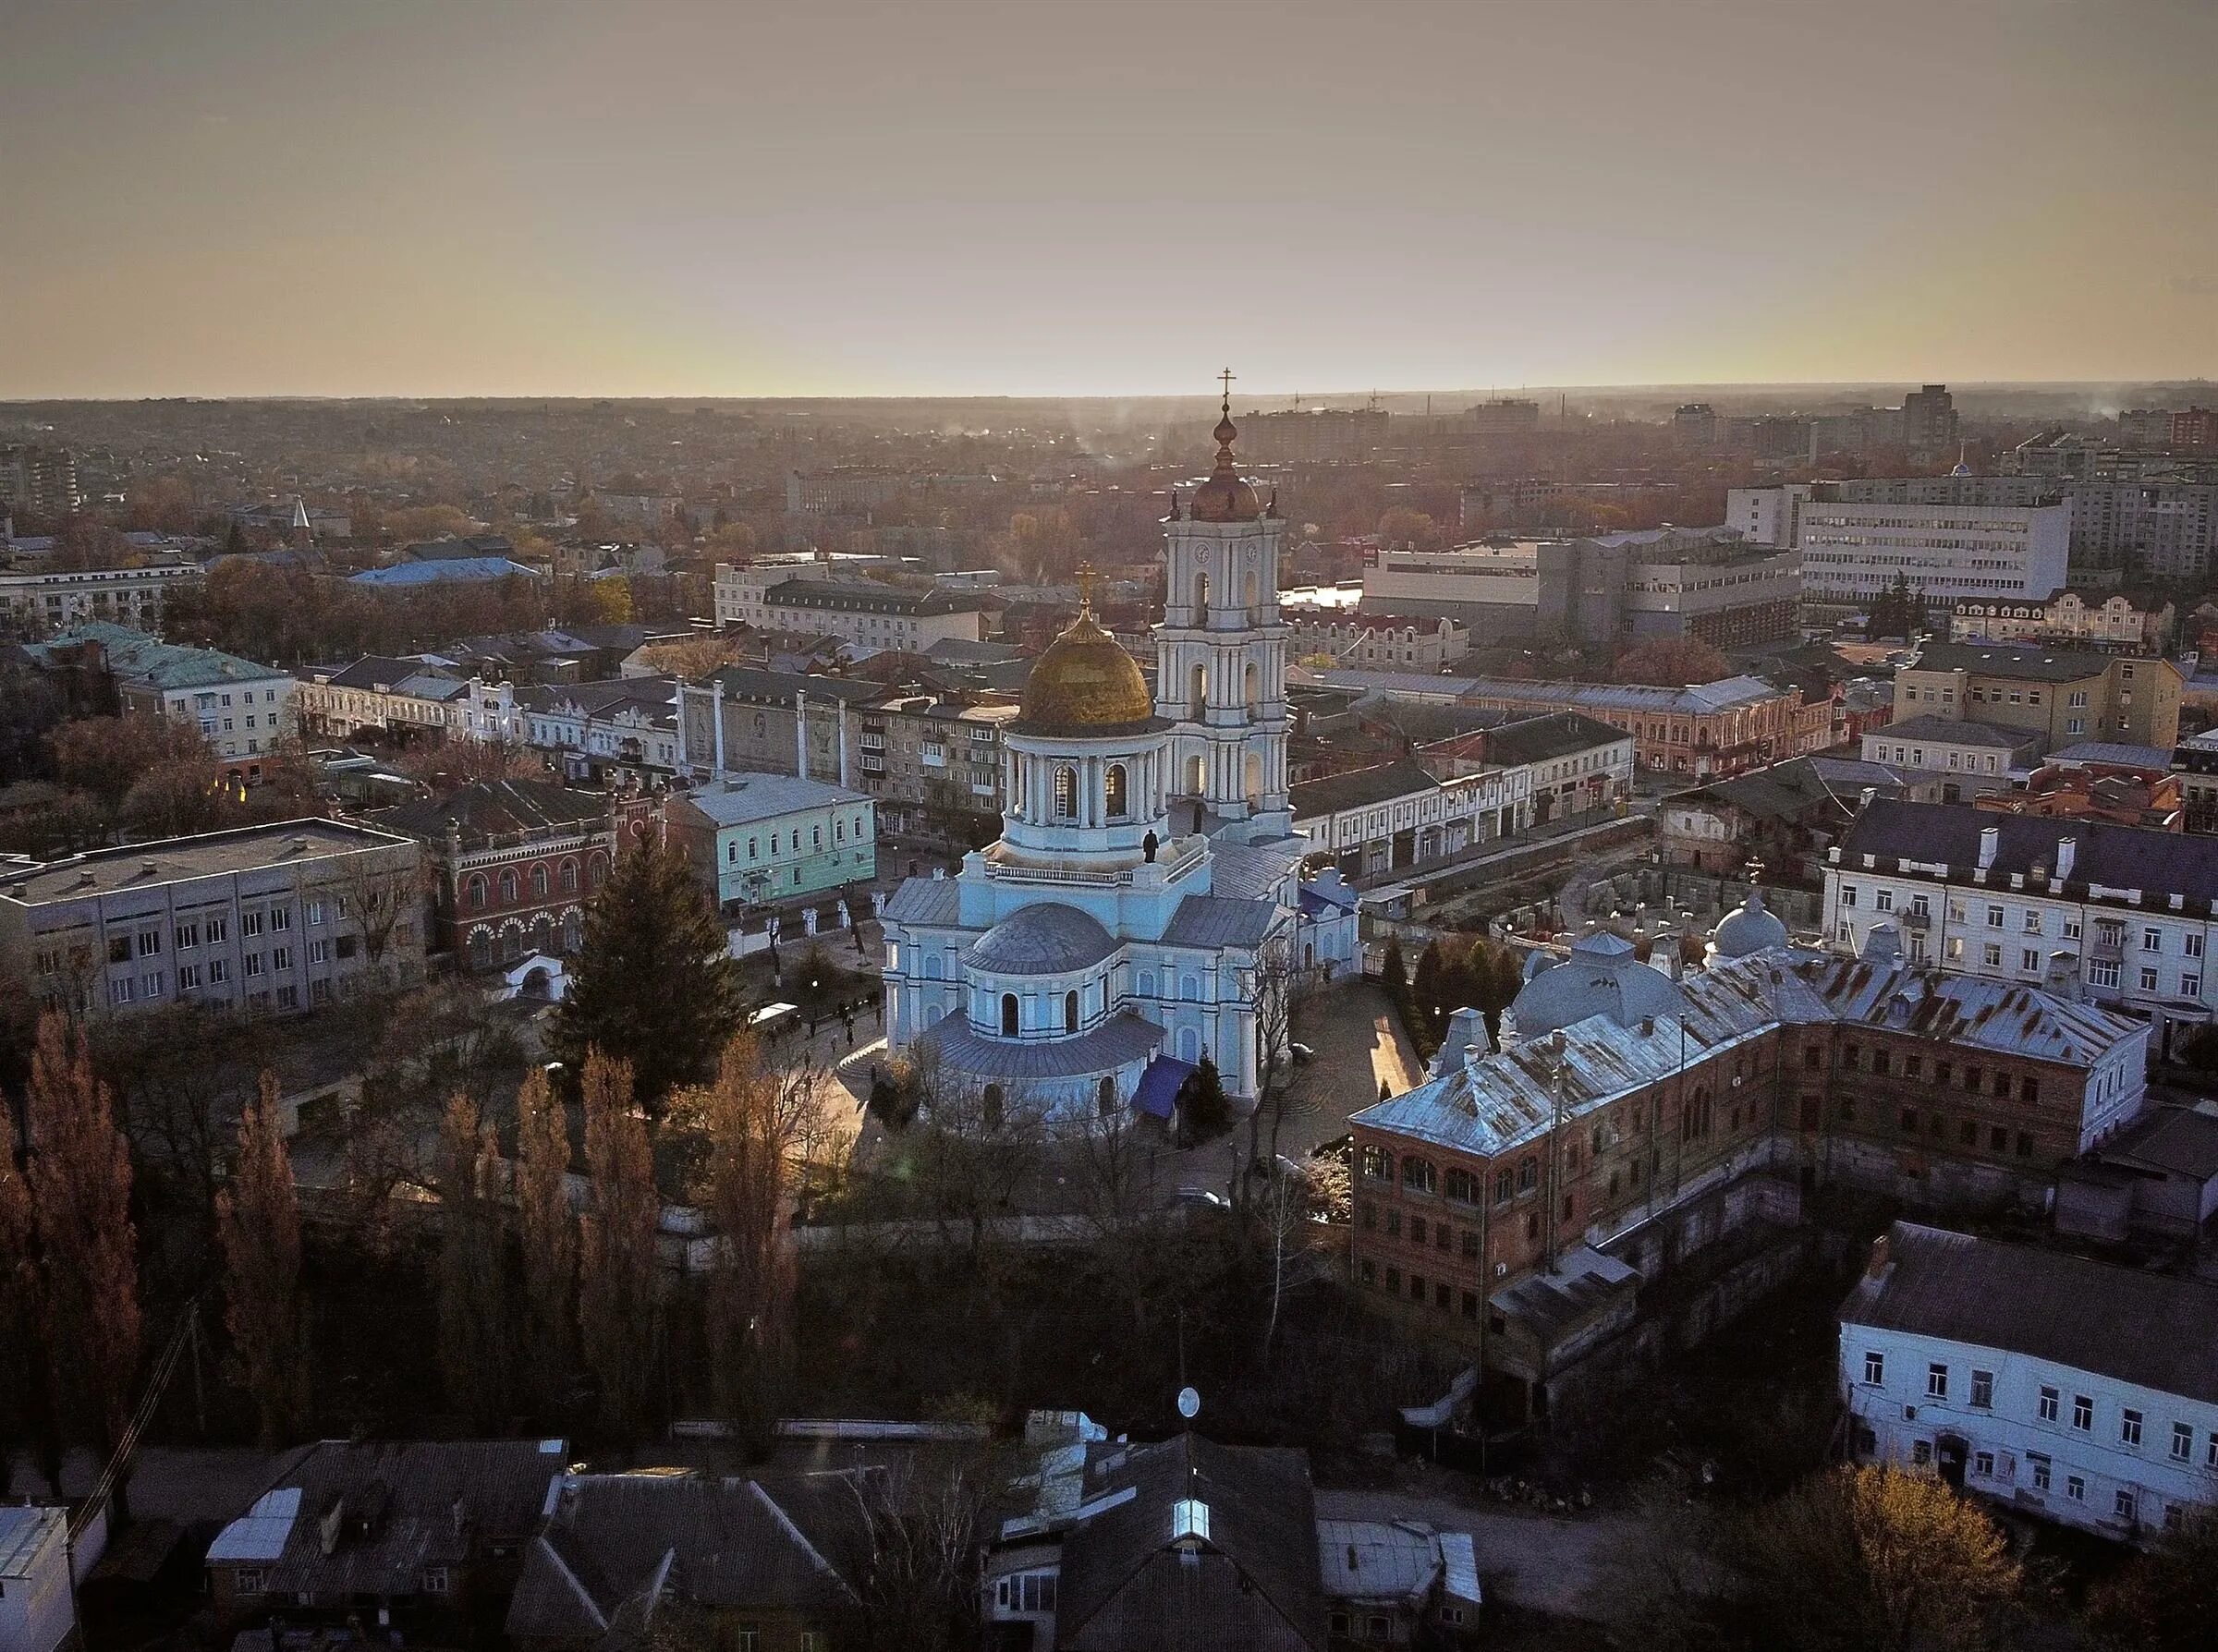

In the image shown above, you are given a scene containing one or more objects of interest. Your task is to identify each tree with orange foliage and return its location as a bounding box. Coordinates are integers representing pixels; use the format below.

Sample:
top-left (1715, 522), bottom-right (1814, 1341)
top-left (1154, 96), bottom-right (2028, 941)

top-left (216, 1075), bottom-right (309, 1447)
top-left (1614, 636), bottom-right (1730, 688)
top-left (514, 1065), bottom-right (578, 1416)
top-left (24, 1012), bottom-right (141, 1452)
top-left (691, 1033), bottom-right (803, 1432)
top-left (577, 1053), bottom-right (662, 1439)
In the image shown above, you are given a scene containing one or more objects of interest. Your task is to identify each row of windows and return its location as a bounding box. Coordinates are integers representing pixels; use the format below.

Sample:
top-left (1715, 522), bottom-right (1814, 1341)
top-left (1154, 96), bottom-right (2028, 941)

top-left (1867, 1353), bottom-right (2218, 1466)
top-left (466, 857), bottom-right (603, 908)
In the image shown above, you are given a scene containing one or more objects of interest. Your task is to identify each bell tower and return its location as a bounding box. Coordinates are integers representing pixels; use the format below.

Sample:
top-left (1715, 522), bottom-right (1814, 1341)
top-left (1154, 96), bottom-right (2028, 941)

top-left (1154, 372), bottom-right (1291, 843)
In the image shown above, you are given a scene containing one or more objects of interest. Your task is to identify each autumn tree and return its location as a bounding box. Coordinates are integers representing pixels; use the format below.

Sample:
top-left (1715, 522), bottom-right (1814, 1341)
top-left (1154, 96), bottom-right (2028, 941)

top-left (434, 1091), bottom-right (510, 1428)
top-left (1719, 1465), bottom-right (2017, 1652)
top-left (2085, 1508), bottom-right (2218, 1652)
top-left (50, 715), bottom-right (212, 826)
top-left (554, 838), bottom-right (745, 1109)
top-left (1613, 637), bottom-right (1729, 688)
top-left (215, 1074), bottom-right (309, 1447)
top-left (692, 1034), bottom-right (800, 1432)
top-left (0, 1087), bottom-right (40, 1494)
top-left (513, 1065), bottom-right (578, 1417)
top-left (577, 1053), bottom-right (662, 1439)
top-left (24, 1012), bottom-right (142, 1452)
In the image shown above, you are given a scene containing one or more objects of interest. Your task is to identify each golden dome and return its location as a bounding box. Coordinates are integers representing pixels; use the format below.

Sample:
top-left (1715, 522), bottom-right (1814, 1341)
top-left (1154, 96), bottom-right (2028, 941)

top-left (1014, 612), bottom-right (1156, 734)
top-left (1013, 566), bottom-right (1158, 735)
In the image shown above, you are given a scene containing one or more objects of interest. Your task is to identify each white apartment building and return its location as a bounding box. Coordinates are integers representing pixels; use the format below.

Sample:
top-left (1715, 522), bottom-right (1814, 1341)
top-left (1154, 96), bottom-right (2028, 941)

top-left (518, 677), bottom-right (681, 779)
top-left (1949, 589), bottom-right (2175, 650)
top-left (1732, 484), bottom-right (2071, 611)
top-left (1288, 756), bottom-right (1532, 881)
top-left (1858, 714), bottom-right (2039, 780)
top-left (0, 562), bottom-right (201, 636)
top-left (294, 656), bottom-right (521, 744)
top-left (1823, 799), bottom-right (2218, 1054)
top-left (43, 624), bottom-right (299, 773)
top-left (1842, 1223), bottom-right (2218, 1544)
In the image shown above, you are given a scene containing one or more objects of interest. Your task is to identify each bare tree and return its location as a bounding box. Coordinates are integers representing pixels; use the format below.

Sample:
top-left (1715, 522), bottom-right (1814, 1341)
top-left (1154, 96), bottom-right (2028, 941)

top-left (1244, 937), bottom-right (1308, 1184)
top-left (24, 1013), bottom-right (142, 1452)
top-left (1258, 1156), bottom-right (1338, 1364)
top-left (578, 1052), bottom-right (662, 1439)
top-left (333, 848), bottom-right (429, 989)
top-left (835, 1424), bottom-right (1002, 1652)
top-left (0, 1087), bottom-right (42, 1493)
top-left (691, 1033), bottom-right (803, 1431)
top-left (910, 1076), bottom-right (1047, 1268)
top-left (435, 1092), bottom-right (510, 1427)
top-left (513, 1065), bottom-right (578, 1415)
top-left (216, 1074), bottom-right (309, 1447)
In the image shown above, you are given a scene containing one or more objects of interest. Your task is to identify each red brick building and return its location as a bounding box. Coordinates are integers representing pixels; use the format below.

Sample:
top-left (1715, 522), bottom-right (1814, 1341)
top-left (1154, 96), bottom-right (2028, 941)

top-left (368, 778), bottom-right (615, 970)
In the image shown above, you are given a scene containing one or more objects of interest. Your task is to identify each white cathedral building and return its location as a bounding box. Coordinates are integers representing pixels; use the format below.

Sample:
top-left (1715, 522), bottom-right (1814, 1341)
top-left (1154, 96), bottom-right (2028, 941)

top-left (879, 395), bottom-right (1359, 1122)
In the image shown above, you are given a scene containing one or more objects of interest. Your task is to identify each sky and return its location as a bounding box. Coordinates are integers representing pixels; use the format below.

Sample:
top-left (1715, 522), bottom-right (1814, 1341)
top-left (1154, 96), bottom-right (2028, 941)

top-left (5, 0), bottom-right (2216, 399)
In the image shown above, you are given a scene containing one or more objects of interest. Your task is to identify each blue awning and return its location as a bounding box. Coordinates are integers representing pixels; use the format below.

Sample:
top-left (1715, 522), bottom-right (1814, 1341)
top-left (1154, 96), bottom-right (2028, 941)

top-left (1131, 1054), bottom-right (1198, 1120)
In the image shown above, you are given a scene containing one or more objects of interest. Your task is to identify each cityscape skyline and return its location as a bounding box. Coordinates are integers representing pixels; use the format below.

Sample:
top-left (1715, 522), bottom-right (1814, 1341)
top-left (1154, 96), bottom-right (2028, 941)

top-left (6, 0), bottom-right (2217, 399)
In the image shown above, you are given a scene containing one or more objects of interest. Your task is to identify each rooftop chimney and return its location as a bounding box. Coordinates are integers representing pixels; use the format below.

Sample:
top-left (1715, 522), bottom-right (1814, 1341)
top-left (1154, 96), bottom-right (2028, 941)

top-left (1976, 825), bottom-right (2000, 870)
top-left (1866, 1233), bottom-right (1892, 1280)
top-left (2055, 834), bottom-right (2078, 881)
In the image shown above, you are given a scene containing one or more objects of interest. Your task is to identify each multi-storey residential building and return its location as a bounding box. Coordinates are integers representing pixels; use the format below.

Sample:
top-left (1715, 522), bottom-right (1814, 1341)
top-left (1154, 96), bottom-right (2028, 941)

top-left (294, 656), bottom-right (521, 744)
top-left (0, 445), bottom-right (80, 518)
top-left (1309, 669), bottom-right (1810, 781)
top-left (1823, 798), bottom-right (2218, 1051)
top-left (367, 779), bottom-right (615, 970)
top-left (712, 562), bottom-right (990, 649)
top-left (1348, 931), bottom-right (2148, 1418)
top-left (850, 694), bottom-right (1016, 844)
top-left (0, 820), bottom-right (425, 1016)
top-left (0, 562), bottom-right (201, 637)
top-left (30, 621), bottom-right (297, 780)
top-left (1841, 1222), bottom-right (2218, 1543)
top-left (785, 467), bottom-right (904, 515)
top-left (1286, 615), bottom-right (1470, 671)
top-left (1893, 641), bottom-right (2181, 752)
top-left (1950, 589), bottom-right (2175, 651)
top-left (664, 773), bottom-right (876, 917)
top-left (1238, 405), bottom-right (1390, 462)
top-left (1900, 384), bottom-right (1958, 457)
top-left (1289, 757), bottom-right (1531, 882)
top-left (518, 676), bottom-right (680, 782)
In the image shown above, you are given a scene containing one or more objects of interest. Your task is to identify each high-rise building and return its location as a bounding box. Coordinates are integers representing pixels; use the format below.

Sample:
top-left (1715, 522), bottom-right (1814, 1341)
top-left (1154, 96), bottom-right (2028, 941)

top-left (0, 445), bottom-right (80, 519)
top-left (1730, 483), bottom-right (2069, 613)
top-left (1901, 384), bottom-right (1958, 457)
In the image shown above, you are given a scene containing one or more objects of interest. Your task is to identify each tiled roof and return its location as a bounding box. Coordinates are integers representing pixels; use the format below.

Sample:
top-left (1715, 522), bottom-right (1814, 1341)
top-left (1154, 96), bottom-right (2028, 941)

top-left (1842, 1222), bottom-right (2218, 1407)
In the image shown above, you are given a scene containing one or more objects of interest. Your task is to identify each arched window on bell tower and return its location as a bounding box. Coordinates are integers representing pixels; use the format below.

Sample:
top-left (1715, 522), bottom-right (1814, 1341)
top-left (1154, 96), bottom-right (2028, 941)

top-left (1104, 762), bottom-right (1128, 820)
top-left (1188, 663), bottom-right (1206, 720)
top-left (1193, 569), bottom-right (1209, 623)
top-left (1053, 765), bottom-right (1077, 820)
top-left (1243, 662), bottom-right (1259, 713)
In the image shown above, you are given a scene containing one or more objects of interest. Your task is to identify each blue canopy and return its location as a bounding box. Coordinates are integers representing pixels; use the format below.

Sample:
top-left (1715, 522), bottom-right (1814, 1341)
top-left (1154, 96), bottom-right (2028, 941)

top-left (1130, 1054), bottom-right (1198, 1120)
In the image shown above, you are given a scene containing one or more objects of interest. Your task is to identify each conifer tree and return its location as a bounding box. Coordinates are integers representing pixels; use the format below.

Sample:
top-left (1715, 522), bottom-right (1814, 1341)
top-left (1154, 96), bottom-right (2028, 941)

top-left (216, 1074), bottom-right (309, 1448)
top-left (554, 839), bottom-right (744, 1108)
top-left (25, 1013), bottom-right (140, 1452)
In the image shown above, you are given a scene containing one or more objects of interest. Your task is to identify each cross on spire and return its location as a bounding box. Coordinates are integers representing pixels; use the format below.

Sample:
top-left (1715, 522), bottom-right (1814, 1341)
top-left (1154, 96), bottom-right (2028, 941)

top-left (1076, 561), bottom-right (1098, 614)
top-left (1218, 367), bottom-right (1236, 414)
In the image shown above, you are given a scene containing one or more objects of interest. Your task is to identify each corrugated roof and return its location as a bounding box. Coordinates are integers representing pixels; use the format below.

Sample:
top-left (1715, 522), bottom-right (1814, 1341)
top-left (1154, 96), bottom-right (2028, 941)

top-left (0, 1506), bottom-right (67, 1578)
top-left (368, 778), bottom-right (611, 845)
top-left (673, 772), bottom-right (870, 826)
top-left (881, 877), bottom-right (963, 927)
top-left (1162, 893), bottom-right (1285, 950)
top-left (919, 1008), bottom-right (1163, 1080)
top-left (1842, 1221), bottom-right (2218, 1407)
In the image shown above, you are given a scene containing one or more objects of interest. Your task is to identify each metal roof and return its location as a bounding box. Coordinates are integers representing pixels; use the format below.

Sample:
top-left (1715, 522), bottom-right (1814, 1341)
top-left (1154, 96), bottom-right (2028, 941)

top-left (1840, 797), bottom-right (2218, 906)
top-left (674, 772), bottom-right (870, 827)
top-left (969, 903), bottom-right (1118, 975)
top-left (1162, 893), bottom-right (1286, 950)
top-left (1842, 1221), bottom-right (2218, 1408)
top-left (920, 1008), bottom-right (1163, 1080)
top-left (0, 1506), bottom-right (65, 1578)
top-left (206, 1487), bottom-right (301, 1562)
top-left (881, 876), bottom-right (963, 927)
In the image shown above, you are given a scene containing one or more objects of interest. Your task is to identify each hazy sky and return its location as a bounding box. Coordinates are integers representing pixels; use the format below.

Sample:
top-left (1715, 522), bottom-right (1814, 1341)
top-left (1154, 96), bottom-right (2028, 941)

top-left (6, 0), bottom-right (2215, 399)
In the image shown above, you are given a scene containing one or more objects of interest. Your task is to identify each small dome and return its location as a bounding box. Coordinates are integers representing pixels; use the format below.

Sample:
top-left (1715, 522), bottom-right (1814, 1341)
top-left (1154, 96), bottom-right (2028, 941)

top-left (1710, 886), bottom-right (1788, 960)
top-left (1188, 397), bottom-right (1262, 524)
top-left (969, 903), bottom-right (1117, 976)
top-left (1012, 607), bottom-right (1156, 735)
top-left (1510, 929), bottom-right (1683, 1039)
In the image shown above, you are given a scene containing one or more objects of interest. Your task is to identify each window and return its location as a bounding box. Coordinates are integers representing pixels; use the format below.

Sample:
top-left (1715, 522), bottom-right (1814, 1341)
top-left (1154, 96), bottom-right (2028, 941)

top-left (420, 1567), bottom-right (449, 1595)
top-left (308, 939), bottom-right (329, 965)
top-left (1401, 1155), bottom-right (1436, 1196)
top-left (2122, 1409), bottom-right (2143, 1447)
top-left (177, 963), bottom-right (202, 990)
top-left (242, 953), bottom-right (264, 978)
top-left (242, 910), bottom-right (263, 938)
top-left (1970, 1369), bottom-right (1993, 1409)
top-left (2188, 933), bottom-right (2205, 959)
top-left (234, 1569), bottom-right (266, 1596)
top-left (1926, 1363), bottom-right (1948, 1399)
top-left (2187, 974), bottom-right (2203, 999)
top-left (2066, 1475), bottom-right (2085, 1501)
top-left (209, 957), bottom-right (230, 983)
top-left (2141, 967), bottom-right (2160, 992)
top-left (2039, 1386), bottom-right (2058, 1422)
top-left (1982, 943), bottom-right (2003, 968)
top-left (2073, 1393), bottom-right (2092, 1431)
top-left (1840, 885), bottom-right (1858, 908)
top-left (271, 945), bottom-right (292, 971)
top-left (176, 921), bottom-right (198, 950)
top-left (2172, 1422), bottom-right (2193, 1462)
top-left (2029, 1453), bottom-right (2051, 1491)
top-left (1863, 1350), bottom-right (1885, 1386)
top-left (2022, 949), bottom-right (2040, 972)
top-left (2023, 910), bottom-right (2042, 933)
top-left (137, 928), bottom-right (162, 956)
top-left (306, 899), bottom-right (324, 925)
top-left (1053, 765), bottom-right (1077, 820)
top-left (1974, 1451), bottom-right (1995, 1478)
top-left (1444, 1168), bottom-right (1477, 1204)
top-left (1911, 1440), bottom-right (1932, 1465)
top-left (1986, 905), bottom-right (2005, 929)
top-left (269, 906), bottom-right (290, 932)
top-left (2144, 927), bottom-right (2163, 953)
top-left (1409, 1216), bottom-right (1427, 1245)
top-left (1875, 888), bottom-right (1894, 913)
top-left (2115, 1489), bottom-right (2138, 1524)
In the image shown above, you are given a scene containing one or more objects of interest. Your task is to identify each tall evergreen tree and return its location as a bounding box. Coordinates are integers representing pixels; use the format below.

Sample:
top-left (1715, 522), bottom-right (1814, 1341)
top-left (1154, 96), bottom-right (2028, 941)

top-left (1380, 936), bottom-right (1407, 994)
top-left (434, 1092), bottom-right (510, 1428)
top-left (577, 1053), bottom-right (662, 1440)
top-left (216, 1074), bottom-right (309, 1448)
top-left (25, 1013), bottom-right (141, 1453)
top-left (554, 840), bottom-right (744, 1108)
top-left (514, 1065), bottom-right (578, 1417)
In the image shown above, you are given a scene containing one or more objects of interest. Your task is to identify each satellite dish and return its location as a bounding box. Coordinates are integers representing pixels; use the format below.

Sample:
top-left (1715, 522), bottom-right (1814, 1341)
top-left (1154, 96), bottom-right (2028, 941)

top-left (1176, 1386), bottom-right (1200, 1421)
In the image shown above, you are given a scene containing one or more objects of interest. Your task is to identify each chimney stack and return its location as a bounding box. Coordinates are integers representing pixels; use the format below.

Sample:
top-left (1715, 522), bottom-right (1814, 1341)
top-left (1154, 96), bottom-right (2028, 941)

top-left (1977, 825), bottom-right (2000, 870)
top-left (2055, 834), bottom-right (2078, 882)
top-left (1866, 1233), bottom-right (1892, 1280)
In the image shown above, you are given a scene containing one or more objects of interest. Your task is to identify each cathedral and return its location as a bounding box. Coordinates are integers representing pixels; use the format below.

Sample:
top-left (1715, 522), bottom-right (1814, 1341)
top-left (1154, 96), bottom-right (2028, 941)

top-left (879, 393), bottom-right (1359, 1122)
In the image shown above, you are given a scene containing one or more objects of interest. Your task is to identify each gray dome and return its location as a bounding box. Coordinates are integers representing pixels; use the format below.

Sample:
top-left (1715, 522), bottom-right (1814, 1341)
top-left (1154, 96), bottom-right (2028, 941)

top-left (969, 903), bottom-right (1117, 977)
top-left (1710, 887), bottom-right (1788, 960)
top-left (1510, 929), bottom-right (1683, 1039)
